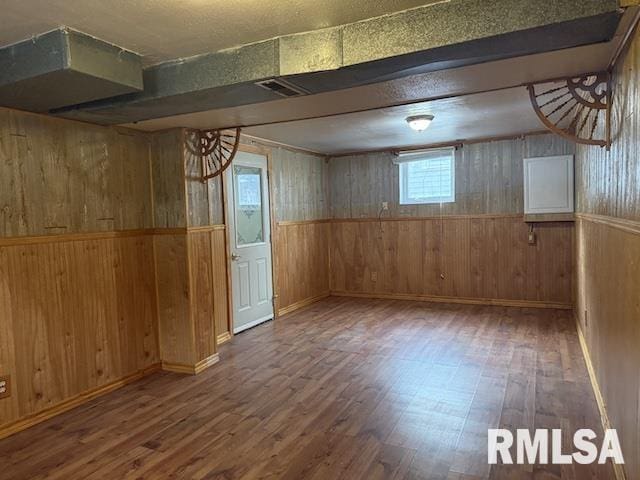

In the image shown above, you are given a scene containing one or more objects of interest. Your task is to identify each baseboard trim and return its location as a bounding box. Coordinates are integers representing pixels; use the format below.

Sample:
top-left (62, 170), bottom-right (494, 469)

top-left (217, 332), bottom-right (232, 345)
top-left (330, 291), bottom-right (572, 310)
top-left (162, 353), bottom-right (220, 375)
top-left (278, 292), bottom-right (331, 316)
top-left (0, 363), bottom-right (161, 441)
top-left (194, 353), bottom-right (220, 374)
top-left (574, 314), bottom-right (627, 480)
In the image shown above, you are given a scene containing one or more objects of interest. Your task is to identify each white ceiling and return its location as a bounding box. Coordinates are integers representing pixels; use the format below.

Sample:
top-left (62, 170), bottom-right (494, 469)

top-left (243, 86), bottom-right (547, 155)
top-left (0, 0), bottom-right (439, 65)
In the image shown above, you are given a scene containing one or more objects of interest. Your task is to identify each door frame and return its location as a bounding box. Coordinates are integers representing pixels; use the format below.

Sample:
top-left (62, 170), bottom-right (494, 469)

top-left (221, 142), bottom-right (279, 340)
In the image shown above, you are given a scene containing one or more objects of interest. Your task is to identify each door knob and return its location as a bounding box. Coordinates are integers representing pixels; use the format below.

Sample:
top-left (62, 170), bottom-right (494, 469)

top-left (231, 253), bottom-right (241, 261)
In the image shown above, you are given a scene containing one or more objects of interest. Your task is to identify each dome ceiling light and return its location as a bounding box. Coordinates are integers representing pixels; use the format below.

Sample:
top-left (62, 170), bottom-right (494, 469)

top-left (406, 114), bottom-right (434, 132)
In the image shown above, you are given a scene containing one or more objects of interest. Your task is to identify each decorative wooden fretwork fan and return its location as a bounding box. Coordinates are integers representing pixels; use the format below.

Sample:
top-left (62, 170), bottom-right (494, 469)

top-left (184, 127), bottom-right (241, 181)
top-left (527, 72), bottom-right (611, 148)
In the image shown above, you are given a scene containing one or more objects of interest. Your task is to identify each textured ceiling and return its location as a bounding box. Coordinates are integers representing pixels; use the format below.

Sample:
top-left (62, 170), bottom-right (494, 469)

top-left (123, 38), bottom-right (616, 132)
top-left (243, 87), bottom-right (545, 154)
top-left (0, 0), bottom-right (440, 65)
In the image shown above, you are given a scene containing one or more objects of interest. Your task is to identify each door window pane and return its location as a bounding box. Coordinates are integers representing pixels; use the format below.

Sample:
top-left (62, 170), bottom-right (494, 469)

top-left (234, 165), bottom-right (264, 245)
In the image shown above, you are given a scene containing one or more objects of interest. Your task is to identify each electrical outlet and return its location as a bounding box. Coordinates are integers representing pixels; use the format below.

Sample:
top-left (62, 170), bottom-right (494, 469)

top-left (381, 202), bottom-right (389, 211)
top-left (0, 376), bottom-right (9, 399)
top-left (371, 271), bottom-right (378, 282)
top-left (528, 231), bottom-right (537, 245)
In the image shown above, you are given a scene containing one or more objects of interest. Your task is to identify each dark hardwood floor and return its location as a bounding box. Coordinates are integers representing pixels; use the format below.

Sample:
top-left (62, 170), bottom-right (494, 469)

top-left (0, 297), bottom-right (613, 479)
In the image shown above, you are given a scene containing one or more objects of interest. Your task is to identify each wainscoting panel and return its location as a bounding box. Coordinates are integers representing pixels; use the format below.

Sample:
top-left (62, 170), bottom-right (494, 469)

top-left (574, 25), bottom-right (640, 480)
top-left (155, 227), bottom-right (227, 368)
top-left (276, 221), bottom-right (330, 315)
top-left (330, 215), bottom-right (574, 307)
top-left (576, 216), bottom-right (640, 479)
top-left (188, 231), bottom-right (217, 362)
top-left (0, 232), bottom-right (159, 432)
top-left (154, 233), bottom-right (194, 366)
top-left (211, 227), bottom-right (231, 343)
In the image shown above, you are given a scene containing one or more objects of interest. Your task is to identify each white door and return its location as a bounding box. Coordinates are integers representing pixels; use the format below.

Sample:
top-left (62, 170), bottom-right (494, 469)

top-left (225, 151), bottom-right (274, 334)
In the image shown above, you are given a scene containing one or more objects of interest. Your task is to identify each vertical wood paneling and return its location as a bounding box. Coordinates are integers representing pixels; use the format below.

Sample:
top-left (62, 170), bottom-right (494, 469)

top-left (151, 129), bottom-right (222, 367)
top-left (271, 146), bottom-right (329, 222)
top-left (150, 130), bottom-right (186, 229)
top-left (576, 27), bottom-right (639, 222)
top-left (576, 218), bottom-right (640, 479)
top-left (328, 134), bottom-right (574, 218)
top-left (184, 131), bottom-right (209, 228)
top-left (330, 216), bottom-right (573, 306)
top-left (0, 234), bottom-right (159, 429)
top-left (0, 108), bottom-right (152, 236)
top-left (241, 139), bottom-right (330, 223)
top-left (155, 228), bottom-right (225, 366)
top-left (183, 136), bottom-right (225, 227)
top-left (575, 24), bottom-right (640, 480)
top-left (187, 231), bottom-right (216, 361)
top-left (154, 234), bottom-right (194, 366)
top-left (0, 247), bottom-right (18, 425)
top-left (242, 139), bottom-right (331, 316)
top-left (114, 132), bottom-right (154, 230)
top-left (0, 107), bottom-right (160, 433)
top-left (276, 222), bottom-right (330, 314)
top-left (211, 228), bottom-right (230, 341)
top-left (207, 177), bottom-right (224, 226)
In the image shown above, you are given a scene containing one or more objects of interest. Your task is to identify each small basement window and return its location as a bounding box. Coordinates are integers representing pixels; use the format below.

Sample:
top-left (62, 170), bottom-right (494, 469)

top-left (396, 147), bottom-right (456, 205)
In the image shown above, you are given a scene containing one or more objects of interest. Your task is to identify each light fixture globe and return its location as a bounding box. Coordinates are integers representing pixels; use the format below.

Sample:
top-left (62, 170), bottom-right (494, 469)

top-left (406, 114), bottom-right (434, 132)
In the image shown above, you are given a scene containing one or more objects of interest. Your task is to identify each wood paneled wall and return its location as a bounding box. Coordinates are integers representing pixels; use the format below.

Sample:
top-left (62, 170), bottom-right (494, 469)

top-left (252, 134), bottom-right (577, 313)
top-left (184, 137), bottom-right (224, 227)
top-left (151, 130), bottom-right (186, 228)
top-left (575, 24), bottom-right (640, 480)
top-left (0, 232), bottom-right (160, 435)
top-left (154, 227), bottom-right (227, 368)
top-left (0, 108), bottom-right (152, 236)
top-left (328, 134), bottom-right (574, 218)
top-left (271, 146), bottom-right (330, 222)
top-left (327, 133), bottom-right (575, 307)
top-left (0, 108), bottom-right (160, 436)
top-left (150, 129), bottom-right (226, 364)
top-left (270, 146), bottom-right (331, 314)
top-left (189, 229), bottom-right (226, 362)
top-left (211, 228), bottom-right (230, 343)
top-left (260, 133), bottom-right (576, 314)
top-left (241, 137), bottom-right (332, 316)
top-left (576, 216), bottom-right (640, 480)
top-left (330, 216), bottom-right (573, 307)
top-left (576, 41), bottom-right (640, 223)
top-left (241, 138), bottom-right (330, 223)
top-left (276, 221), bottom-right (330, 315)
top-left (153, 233), bottom-right (193, 365)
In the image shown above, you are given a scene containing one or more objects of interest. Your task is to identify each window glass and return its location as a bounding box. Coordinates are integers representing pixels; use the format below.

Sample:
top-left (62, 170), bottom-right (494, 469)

top-left (234, 165), bottom-right (264, 245)
top-left (399, 150), bottom-right (455, 205)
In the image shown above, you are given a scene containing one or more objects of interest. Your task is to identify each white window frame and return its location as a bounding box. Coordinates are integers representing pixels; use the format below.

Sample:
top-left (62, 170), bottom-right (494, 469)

top-left (395, 147), bottom-right (456, 205)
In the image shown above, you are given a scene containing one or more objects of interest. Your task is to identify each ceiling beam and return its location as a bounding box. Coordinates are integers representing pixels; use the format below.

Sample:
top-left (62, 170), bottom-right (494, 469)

top-left (0, 28), bottom-right (142, 112)
top-left (51, 0), bottom-right (620, 125)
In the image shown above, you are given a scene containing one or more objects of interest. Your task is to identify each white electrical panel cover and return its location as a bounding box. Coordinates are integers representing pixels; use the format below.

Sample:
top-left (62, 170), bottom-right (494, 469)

top-left (523, 155), bottom-right (574, 214)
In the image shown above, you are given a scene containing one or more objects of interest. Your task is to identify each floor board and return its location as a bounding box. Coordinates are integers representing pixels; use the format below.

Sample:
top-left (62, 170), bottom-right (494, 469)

top-left (0, 297), bottom-right (614, 479)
